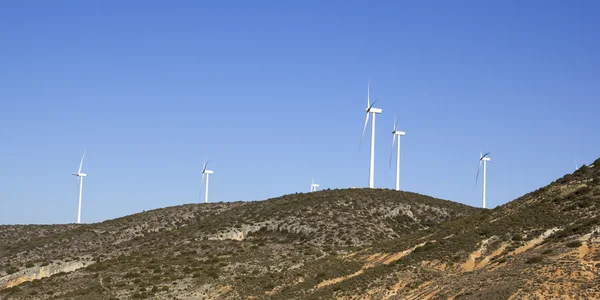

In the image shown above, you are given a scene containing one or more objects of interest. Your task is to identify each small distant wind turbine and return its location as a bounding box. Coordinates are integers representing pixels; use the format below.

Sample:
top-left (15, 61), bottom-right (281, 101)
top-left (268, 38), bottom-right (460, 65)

top-left (72, 150), bottom-right (87, 224)
top-left (476, 151), bottom-right (491, 209)
top-left (200, 157), bottom-right (214, 203)
top-left (575, 158), bottom-right (579, 171)
top-left (310, 173), bottom-right (320, 192)
top-left (389, 114), bottom-right (406, 191)
top-left (359, 78), bottom-right (382, 188)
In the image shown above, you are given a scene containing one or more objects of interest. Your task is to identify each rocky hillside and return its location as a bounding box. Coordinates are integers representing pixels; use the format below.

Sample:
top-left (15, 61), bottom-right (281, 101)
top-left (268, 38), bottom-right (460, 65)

top-left (292, 158), bottom-right (600, 299)
top-left (2, 158), bottom-right (599, 299)
top-left (0, 189), bottom-right (478, 299)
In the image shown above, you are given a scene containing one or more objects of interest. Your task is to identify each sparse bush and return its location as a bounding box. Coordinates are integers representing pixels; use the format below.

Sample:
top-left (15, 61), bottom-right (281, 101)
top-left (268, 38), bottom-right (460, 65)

top-left (525, 256), bottom-right (543, 264)
top-left (566, 241), bottom-right (582, 248)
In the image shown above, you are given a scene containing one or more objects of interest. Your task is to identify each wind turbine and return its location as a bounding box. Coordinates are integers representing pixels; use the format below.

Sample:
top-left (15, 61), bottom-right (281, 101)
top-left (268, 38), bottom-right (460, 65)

top-left (310, 173), bottom-right (319, 192)
top-left (476, 151), bottom-right (491, 209)
top-left (389, 114), bottom-right (406, 191)
top-left (200, 157), bottom-right (214, 203)
top-left (359, 79), bottom-right (382, 188)
top-left (575, 158), bottom-right (579, 171)
top-left (72, 150), bottom-right (87, 224)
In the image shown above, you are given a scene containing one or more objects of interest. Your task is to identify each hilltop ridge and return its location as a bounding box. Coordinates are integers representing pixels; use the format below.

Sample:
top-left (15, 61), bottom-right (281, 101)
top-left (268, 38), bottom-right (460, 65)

top-left (0, 188), bottom-right (478, 299)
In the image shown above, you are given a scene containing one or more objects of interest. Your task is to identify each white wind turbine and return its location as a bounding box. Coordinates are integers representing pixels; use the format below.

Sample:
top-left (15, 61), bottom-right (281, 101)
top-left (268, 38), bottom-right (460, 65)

top-left (200, 157), bottom-right (214, 203)
top-left (359, 79), bottom-right (382, 188)
top-left (476, 151), bottom-right (491, 209)
top-left (575, 158), bottom-right (579, 171)
top-left (310, 173), bottom-right (319, 192)
top-left (389, 114), bottom-right (406, 191)
top-left (72, 150), bottom-right (87, 224)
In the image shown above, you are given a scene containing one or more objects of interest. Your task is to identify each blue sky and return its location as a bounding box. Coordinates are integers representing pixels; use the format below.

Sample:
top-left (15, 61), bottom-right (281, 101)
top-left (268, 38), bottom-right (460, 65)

top-left (1, 1), bottom-right (599, 224)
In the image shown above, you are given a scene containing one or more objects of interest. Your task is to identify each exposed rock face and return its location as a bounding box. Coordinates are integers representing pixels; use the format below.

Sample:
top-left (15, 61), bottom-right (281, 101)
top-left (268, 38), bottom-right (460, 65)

top-left (0, 260), bottom-right (92, 289)
top-left (209, 223), bottom-right (265, 241)
top-left (208, 220), bottom-right (318, 241)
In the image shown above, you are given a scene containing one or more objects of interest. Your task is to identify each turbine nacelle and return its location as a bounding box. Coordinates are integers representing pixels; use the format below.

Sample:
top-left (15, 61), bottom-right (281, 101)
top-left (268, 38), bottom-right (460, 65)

top-left (481, 157), bottom-right (491, 162)
top-left (392, 130), bottom-right (406, 136)
top-left (366, 107), bottom-right (382, 114)
top-left (203, 169), bottom-right (214, 175)
top-left (73, 173), bottom-right (87, 177)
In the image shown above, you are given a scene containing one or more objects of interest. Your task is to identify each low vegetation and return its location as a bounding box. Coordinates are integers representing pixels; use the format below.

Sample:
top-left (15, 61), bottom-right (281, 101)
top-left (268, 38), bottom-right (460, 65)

top-left (1, 158), bottom-right (599, 299)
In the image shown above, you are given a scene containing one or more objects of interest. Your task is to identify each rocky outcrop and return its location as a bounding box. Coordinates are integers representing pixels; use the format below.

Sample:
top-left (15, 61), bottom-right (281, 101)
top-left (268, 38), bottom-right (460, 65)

top-left (208, 220), bottom-right (317, 241)
top-left (0, 260), bottom-right (92, 289)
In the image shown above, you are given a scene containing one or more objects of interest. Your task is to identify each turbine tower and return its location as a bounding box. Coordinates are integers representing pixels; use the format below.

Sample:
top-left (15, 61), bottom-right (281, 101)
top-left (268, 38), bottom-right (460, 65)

top-left (476, 151), bottom-right (491, 209)
top-left (360, 79), bottom-right (382, 188)
top-left (389, 114), bottom-right (406, 191)
top-left (310, 173), bottom-right (320, 192)
top-left (200, 158), bottom-right (214, 203)
top-left (72, 150), bottom-right (87, 224)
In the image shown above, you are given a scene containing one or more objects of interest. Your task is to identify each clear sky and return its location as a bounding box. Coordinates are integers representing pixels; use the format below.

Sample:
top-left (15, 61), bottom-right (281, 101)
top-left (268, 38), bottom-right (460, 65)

top-left (1, 1), bottom-right (599, 224)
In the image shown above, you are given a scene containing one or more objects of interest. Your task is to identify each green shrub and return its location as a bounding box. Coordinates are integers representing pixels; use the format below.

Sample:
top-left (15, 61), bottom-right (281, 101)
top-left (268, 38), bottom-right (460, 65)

top-left (525, 256), bottom-right (543, 264)
top-left (566, 241), bottom-right (582, 248)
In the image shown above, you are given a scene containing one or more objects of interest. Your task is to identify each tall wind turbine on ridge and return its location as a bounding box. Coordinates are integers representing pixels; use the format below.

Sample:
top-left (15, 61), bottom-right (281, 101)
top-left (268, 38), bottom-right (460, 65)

top-left (200, 157), bottom-right (214, 203)
top-left (389, 114), bottom-right (406, 191)
top-left (476, 151), bottom-right (491, 208)
top-left (72, 150), bottom-right (87, 224)
top-left (310, 173), bottom-right (319, 192)
top-left (360, 79), bottom-right (382, 188)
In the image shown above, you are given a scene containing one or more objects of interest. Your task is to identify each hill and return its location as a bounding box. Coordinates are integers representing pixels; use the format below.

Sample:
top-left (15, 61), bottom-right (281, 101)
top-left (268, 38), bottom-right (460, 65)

top-left (0, 189), bottom-right (478, 299)
top-left (2, 158), bottom-right (600, 299)
top-left (290, 158), bottom-right (600, 299)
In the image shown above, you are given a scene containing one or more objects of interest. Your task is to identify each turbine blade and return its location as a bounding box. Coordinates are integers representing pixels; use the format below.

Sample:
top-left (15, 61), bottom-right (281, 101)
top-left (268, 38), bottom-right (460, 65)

top-left (395, 115), bottom-right (400, 132)
top-left (312, 173), bottom-right (315, 185)
top-left (359, 112), bottom-right (370, 151)
top-left (476, 160), bottom-right (482, 186)
top-left (367, 78), bottom-right (371, 108)
top-left (389, 134), bottom-right (396, 169)
top-left (481, 152), bottom-right (491, 160)
top-left (367, 100), bottom-right (378, 112)
top-left (78, 150), bottom-right (86, 174)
